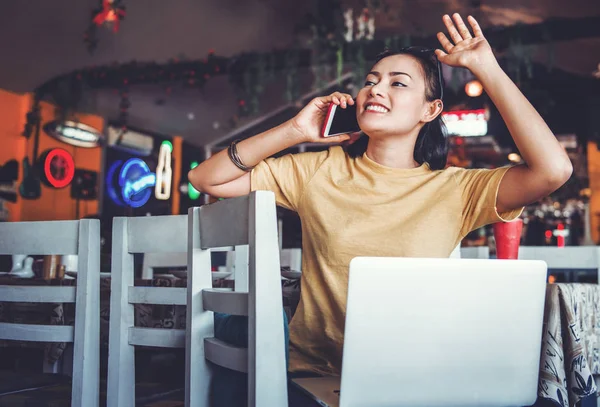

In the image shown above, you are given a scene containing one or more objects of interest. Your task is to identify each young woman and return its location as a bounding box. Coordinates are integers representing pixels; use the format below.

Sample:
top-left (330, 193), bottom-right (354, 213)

top-left (190, 13), bottom-right (572, 404)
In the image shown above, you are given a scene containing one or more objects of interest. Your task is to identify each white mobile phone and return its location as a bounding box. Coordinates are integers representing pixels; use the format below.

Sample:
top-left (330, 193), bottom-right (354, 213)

top-left (321, 103), bottom-right (360, 137)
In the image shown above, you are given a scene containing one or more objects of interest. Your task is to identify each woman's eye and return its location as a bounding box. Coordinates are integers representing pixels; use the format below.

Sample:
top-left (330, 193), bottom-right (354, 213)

top-left (364, 80), bottom-right (375, 87)
top-left (392, 82), bottom-right (407, 87)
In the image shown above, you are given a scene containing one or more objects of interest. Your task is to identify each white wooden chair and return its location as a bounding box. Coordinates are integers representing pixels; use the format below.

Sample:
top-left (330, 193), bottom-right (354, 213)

top-left (461, 246), bottom-right (490, 259)
top-left (0, 219), bottom-right (100, 407)
top-left (141, 251), bottom-right (189, 279)
top-left (141, 248), bottom-right (249, 291)
top-left (107, 214), bottom-right (190, 407)
top-left (518, 246), bottom-right (600, 282)
top-left (449, 245), bottom-right (489, 259)
top-left (186, 191), bottom-right (288, 407)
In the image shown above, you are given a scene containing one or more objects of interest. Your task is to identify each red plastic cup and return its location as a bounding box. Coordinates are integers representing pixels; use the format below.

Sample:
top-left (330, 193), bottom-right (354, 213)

top-left (493, 219), bottom-right (523, 260)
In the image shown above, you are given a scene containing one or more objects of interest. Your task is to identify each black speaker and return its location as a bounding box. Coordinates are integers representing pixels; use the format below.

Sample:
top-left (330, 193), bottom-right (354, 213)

top-left (0, 159), bottom-right (18, 183)
top-left (71, 169), bottom-right (98, 200)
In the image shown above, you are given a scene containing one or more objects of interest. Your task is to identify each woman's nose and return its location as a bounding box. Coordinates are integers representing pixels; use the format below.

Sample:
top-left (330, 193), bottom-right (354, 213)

top-left (369, 83), bottom-right (384, 98)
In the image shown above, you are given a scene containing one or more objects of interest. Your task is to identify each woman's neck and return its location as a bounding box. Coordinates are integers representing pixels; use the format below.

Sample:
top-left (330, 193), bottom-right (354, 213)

top-left (365, 136), bottom-right (420, 169)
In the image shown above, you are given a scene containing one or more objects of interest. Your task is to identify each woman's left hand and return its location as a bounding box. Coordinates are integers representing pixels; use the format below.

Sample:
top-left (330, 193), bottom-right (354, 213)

top-left (435, 14), bottom-right (496, 73)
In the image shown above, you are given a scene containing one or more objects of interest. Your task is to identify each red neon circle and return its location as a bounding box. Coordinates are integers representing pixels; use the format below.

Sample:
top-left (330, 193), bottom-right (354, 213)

top-left (44, 148), bottom-right (75, 188)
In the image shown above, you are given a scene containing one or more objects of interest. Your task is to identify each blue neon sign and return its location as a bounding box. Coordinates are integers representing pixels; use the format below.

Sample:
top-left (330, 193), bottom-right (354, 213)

top-left (106, 158), bottom-right (156, 208)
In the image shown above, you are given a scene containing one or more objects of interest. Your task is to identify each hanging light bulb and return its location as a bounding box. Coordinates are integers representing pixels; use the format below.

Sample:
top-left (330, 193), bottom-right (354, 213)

top-left (465, 80), bottom-right (483, 97)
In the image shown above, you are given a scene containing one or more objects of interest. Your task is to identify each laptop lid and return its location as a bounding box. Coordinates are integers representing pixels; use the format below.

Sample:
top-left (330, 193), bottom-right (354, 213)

top-left (339, 257), bottom-right (547, 407)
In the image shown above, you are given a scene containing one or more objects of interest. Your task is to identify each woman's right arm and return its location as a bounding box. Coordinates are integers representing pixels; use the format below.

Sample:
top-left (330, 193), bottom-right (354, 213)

top-left (188, 92), bottom-right (355, 199)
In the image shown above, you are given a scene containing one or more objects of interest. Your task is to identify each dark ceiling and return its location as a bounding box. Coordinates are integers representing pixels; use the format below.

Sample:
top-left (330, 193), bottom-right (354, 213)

top-left (0, 0), bottom-right (598, 147)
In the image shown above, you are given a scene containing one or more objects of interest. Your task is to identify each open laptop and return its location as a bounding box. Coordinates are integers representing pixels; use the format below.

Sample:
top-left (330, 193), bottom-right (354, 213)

top-left (293, 257), bottom-right (547, 407)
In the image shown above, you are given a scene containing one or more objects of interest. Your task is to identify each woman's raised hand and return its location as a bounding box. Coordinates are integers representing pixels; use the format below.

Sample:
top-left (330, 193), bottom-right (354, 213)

top-left (435, 14), bottom-right (497, 74)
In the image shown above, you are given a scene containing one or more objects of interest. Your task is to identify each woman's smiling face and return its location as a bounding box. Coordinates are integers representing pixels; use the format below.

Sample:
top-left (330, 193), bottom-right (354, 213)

top-left (355, 54), bottom-right (431, 138)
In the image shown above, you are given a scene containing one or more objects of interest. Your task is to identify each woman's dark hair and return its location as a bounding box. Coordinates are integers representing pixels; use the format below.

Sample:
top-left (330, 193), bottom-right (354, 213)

top-left (345, 47), bottom-right (449, 170)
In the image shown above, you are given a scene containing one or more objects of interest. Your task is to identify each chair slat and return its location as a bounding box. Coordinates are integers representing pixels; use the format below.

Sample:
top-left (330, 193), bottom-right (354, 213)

top-left (202, 289), bottom-right (248, 316)
top-left (0, 221), bottom-right (79, 255)
top-left (0, 323), bottom-right (74, 342)
top-left (204, 337), bottom-right (248, 373)
top-left (198, 196), bottom-right (250, 249)
top-left (0, 286), bottom-right (76, 303)
top-left (128, 287), bottom-right (186, 305)
top-left (127, 215), bottom-right (188, 253)
top-left (128, 327), bottom-right (185, 348)
top-left (519, 246), bottom-right (600, 269)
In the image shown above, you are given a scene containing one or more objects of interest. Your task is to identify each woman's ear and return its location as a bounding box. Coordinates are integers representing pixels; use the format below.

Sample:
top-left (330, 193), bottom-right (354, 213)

top-left (422, 100), bottom-right (443, 123)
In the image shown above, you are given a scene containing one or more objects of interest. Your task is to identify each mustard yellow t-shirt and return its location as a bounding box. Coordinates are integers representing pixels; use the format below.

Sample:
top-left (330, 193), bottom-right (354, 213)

top-left (251, 145), bottom-right (522, 375)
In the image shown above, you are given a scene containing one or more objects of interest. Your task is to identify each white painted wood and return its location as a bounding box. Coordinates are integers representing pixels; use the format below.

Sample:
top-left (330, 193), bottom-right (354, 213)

top-left (128, 287), bottom-right (186, 305)
top-left (128, 327), bottom-right (185, 348)
top-left (107, 218), bottom-right (136, 407)
top-left (0, 218), bottom-right (100, 407)
top-left (198, 195), bottom-right (250, 249)
top-left (461, 246), bottom-right (490, 259)
top-left (109, 214), bottom-right (193, 407)
top-left (0, 323), bottom-right (73, 342)
top-left (185, 191), bottom-right (288, 407)
top-left (185, 207), bottom-right (214, 407)
top-left (212, 246), bottom-right (235, 252)
top-left (449, 245), bottom-right (461, 259)
top-left (71, 219), bottom-right (100, 407)
top-left (0, 220), bottom-right (80, 255)
top-left (247, 191), bottom-right (288, 407)
top-left (519, 246), bottom-right (600, 283)
top-left (281, 248), bottom-right (302, 271)
top-left (0, 286), bottom-right (76, 303)
top-left (234, 245), bottom-right (249, 292)
top-left (518, 246), bottom-right (600, 269)
top-left (141, 251), bottom-right (187, 279)
top-left (202, 289), bottom-right (249, 316)
top-left (141, 248), bottom-right (234, 279)
top-left (127, 214), bottom-right (188, 254)
top-left (204, 337), bottom-right (248, 372)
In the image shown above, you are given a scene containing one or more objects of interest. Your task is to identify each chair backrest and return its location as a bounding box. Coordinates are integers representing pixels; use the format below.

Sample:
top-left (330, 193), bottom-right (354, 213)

top-left (461, 246), bottom-right (490, 259)
top-left (0, 219), bottom-right (100, 407)
top-left (449, 245), bottom-right (490, 260)
top-left (449, 245), bottom-right (461, 259)
top-left (142, 247), bottom-right (248, 290)
top-left (141, 251), bottom-right (187, 279)
top-left (186, 191), bottom-right (287, 407)
top-left (107, 214), bottom-right (189, 407)
top-left (280, 248), bottom-right (302, 272)
top-left (518, 246), bottom-right (600, 282)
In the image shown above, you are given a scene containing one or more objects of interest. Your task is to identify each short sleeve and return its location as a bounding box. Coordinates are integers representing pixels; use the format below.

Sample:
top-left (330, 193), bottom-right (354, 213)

top-left (250, 149), bottom-right (331, 212)
top-left (453, 166), bottom-right (524, 236)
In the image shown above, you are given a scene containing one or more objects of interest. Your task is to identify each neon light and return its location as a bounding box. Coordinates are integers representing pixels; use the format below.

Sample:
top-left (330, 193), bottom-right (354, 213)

top-left (188, 161), bottom-right (200, 200)
top-left (44, 120), bottom-right (104, 148)
top-left (161, 140), bottom-right (173, 153)
top-left (553, 223), bottom-right (569, 248)
top-left (106, 160), bottom-right (124, 206)
top-left (123, 173), bottom-right (155, 202)
top-left (155, 143), bottom-right (172, 200)
top-left (60, 126), bottom-right (99, 142)
top-left (442, 109), bottom-right (487, 137)
top-left (118, 158), bottom-right (155, 208)
top-left (43, 148), bottom-right (75, 188)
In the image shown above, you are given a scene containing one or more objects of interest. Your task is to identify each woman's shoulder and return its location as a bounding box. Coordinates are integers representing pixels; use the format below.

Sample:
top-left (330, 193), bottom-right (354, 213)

top-left (285, 146), bottom-right (345, 165)
top-left (441, 165), bottom-right (513, 187)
